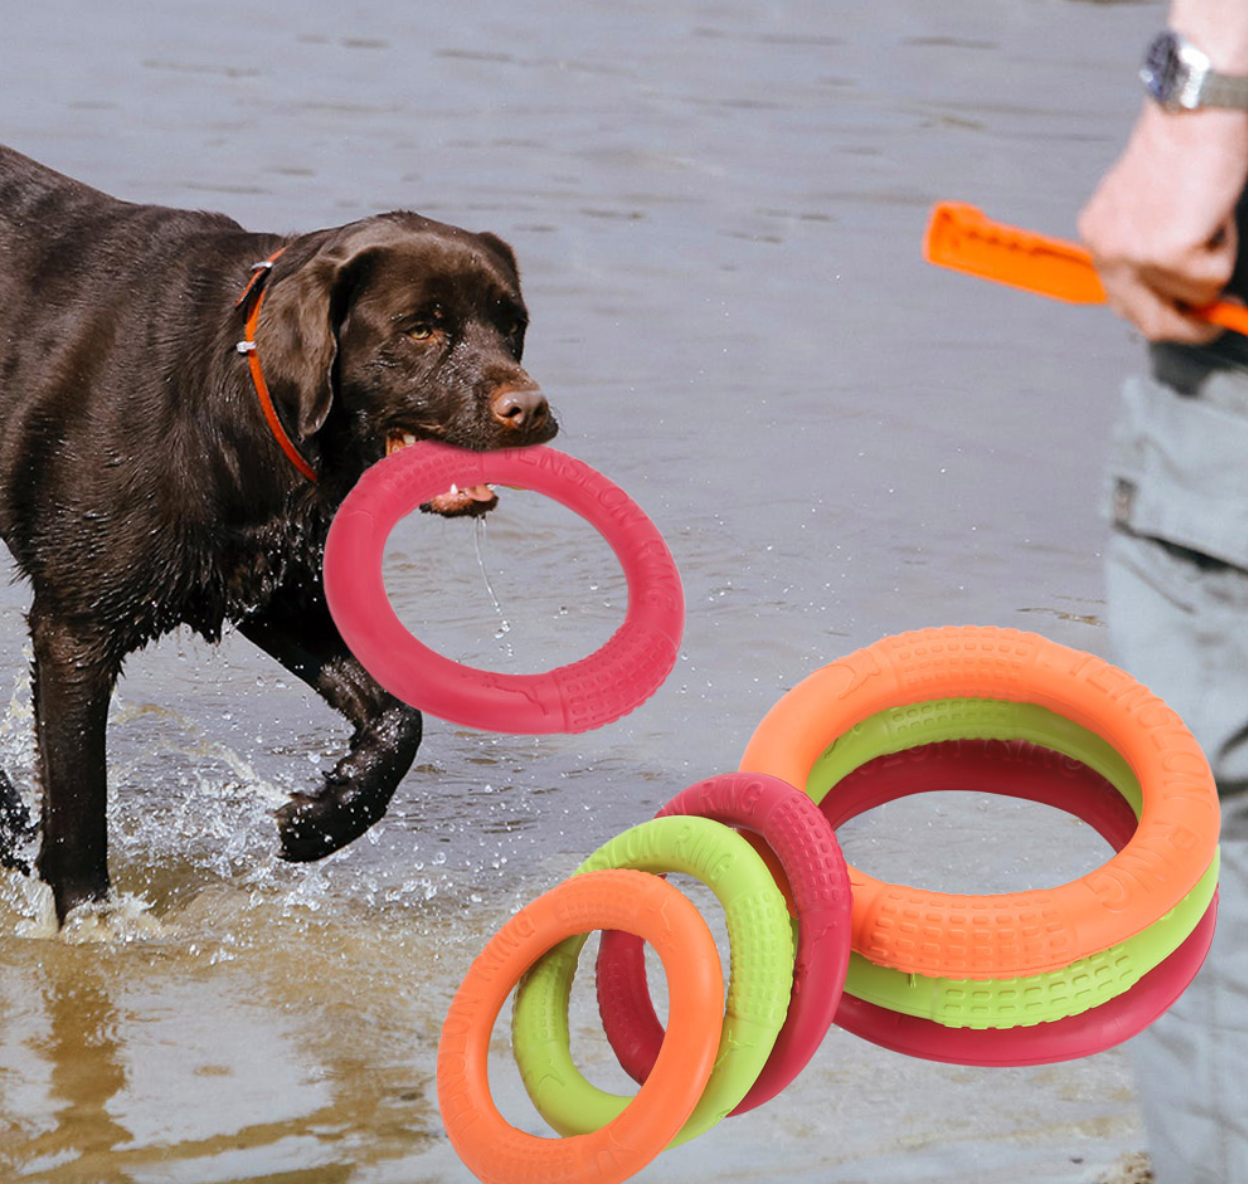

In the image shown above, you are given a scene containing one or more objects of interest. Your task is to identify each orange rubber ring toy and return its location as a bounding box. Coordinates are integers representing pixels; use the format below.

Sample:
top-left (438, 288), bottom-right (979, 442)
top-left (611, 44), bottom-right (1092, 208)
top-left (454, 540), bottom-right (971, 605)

top-left (739, 626), bottom-right (1220, 979)
top-left (437, 868), bottom-right (723, 1184)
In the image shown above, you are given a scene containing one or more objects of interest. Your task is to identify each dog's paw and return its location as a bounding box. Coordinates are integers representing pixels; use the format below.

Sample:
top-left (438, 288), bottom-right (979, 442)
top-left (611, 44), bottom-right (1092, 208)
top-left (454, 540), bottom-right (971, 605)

top-left (276, 793), bottom-right (346, 862)
top-left (276, 703), bottom-right (417, 863)
top-left (275, 783), bottom-right (385, 863)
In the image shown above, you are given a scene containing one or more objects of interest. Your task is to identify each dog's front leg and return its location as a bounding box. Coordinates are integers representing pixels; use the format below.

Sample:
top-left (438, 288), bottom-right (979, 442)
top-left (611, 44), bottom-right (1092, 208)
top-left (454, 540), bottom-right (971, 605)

top-left (239, 596), bottom-right (422, 862)
top-left (29, 601), bottom-right (118, 924)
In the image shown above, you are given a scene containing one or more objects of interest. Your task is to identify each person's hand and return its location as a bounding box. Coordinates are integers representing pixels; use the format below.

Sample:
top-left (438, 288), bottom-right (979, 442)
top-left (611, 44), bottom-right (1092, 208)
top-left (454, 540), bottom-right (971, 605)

top-left (1079, 102), bottom-right (1248, 343)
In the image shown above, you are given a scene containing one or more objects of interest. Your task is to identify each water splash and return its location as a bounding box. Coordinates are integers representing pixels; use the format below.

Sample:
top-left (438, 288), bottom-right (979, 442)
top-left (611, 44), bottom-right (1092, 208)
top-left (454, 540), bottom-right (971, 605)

top-left (57, 892), bottom-right (173, 943)
top-left (473, 516), bottom-right (514, 658)
top-left (105, 699), bottom-right (293, 881)
top-left (0, 872), bottom-right (171, 943)
top-left (0, 650), bottom-right (39, 819)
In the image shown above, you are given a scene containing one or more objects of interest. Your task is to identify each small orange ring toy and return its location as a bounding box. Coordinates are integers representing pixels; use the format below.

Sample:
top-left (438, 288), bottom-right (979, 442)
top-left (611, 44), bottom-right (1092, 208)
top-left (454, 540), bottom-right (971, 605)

top-left (437, 868), bottom-right (723, 1184)
top-left (739, 626), bottom-right (1220, 979)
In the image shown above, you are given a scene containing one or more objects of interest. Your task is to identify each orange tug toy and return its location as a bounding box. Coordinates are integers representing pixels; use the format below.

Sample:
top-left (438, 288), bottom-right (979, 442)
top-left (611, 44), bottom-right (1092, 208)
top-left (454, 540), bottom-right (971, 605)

top-left (923, 201), bottom-right (1248, 338)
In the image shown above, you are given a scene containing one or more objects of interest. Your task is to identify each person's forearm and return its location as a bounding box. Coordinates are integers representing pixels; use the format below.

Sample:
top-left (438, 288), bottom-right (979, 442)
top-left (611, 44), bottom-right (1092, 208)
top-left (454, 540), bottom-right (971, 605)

top-left (1171, 0), bottom-right (1248, 71)
top-left (1077, 4), bottom-right (1248, 342)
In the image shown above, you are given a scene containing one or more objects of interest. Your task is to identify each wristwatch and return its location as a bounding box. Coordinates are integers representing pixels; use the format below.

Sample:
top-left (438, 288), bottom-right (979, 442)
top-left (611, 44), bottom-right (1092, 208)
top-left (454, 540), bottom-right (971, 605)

top-left (1141, 30), bottom-right (1248, 111)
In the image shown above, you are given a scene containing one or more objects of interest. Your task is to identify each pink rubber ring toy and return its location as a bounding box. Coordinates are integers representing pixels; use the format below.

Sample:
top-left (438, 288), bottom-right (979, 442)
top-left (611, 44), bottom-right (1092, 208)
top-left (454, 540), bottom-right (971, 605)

top-left (755, 740), bottom-right (1140, 920)
top-left (595, 773), bottom-right (852, 1116)
top-left (323, 442), bottom-right (684, 734)
top-left (820, 738), bottom-right (1141, 841)
top-left (822, 737), bottom-right (1216, 1065)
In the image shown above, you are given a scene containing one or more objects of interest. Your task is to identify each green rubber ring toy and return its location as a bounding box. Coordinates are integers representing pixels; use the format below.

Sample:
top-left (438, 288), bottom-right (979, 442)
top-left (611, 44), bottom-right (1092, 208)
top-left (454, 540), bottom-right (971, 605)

top-left (510, 815), bottom-right (794, 1146)
top-left (817, 697), bottom-right (1219, 1029)
top-left (810, 697), bottom-right (1142, 816)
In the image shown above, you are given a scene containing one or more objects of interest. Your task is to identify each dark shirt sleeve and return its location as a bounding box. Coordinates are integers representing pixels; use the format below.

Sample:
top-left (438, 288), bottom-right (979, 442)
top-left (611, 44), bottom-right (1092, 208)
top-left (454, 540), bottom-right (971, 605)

top-left (1230, 188), bottom-right (1248, 299)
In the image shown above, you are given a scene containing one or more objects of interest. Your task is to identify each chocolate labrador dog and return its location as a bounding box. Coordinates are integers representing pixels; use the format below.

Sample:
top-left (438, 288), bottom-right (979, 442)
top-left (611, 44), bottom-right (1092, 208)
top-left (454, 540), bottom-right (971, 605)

top-left (0, 143), bottom-right (556, 923)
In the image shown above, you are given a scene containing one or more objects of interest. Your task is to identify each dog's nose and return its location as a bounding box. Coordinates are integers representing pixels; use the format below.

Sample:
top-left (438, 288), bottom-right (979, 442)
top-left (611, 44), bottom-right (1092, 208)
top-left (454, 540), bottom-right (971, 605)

top-left (491, 385), bottom-right (550, 434)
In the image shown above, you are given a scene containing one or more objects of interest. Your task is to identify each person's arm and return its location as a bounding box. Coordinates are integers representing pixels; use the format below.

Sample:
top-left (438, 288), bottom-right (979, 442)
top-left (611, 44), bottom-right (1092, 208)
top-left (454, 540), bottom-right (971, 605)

top-left (1078, 0), bottom-right (1248, 343)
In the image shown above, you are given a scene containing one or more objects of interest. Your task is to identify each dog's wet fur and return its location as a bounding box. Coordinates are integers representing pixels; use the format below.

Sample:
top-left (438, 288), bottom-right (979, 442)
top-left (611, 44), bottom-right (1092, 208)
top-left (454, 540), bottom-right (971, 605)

top-left (0, 144), bottom-right (556, 922)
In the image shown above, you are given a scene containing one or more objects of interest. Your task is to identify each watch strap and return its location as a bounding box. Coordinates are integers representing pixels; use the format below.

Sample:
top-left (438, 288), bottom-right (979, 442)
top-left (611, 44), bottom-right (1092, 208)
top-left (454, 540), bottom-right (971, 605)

top-left (1199, 69), bottom-right (1248, 110)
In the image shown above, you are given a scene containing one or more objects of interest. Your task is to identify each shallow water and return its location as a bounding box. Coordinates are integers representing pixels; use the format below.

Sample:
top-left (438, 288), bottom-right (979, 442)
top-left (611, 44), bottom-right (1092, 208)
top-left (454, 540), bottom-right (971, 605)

top-left (0, 1), bottom-right (1164, 1181)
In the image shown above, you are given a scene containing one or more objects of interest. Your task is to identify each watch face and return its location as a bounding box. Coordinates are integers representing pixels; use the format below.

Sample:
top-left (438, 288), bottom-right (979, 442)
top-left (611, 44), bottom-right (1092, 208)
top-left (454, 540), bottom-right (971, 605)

top-left (1142, 30), bottom-right (1181, 103)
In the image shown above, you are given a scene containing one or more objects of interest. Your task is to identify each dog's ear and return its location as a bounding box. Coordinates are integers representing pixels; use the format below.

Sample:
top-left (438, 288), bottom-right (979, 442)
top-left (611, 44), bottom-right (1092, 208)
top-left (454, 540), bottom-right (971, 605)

top-left (477, 231), bottom-right (520, 282)
top-left (257, 239), bottom-right (373, 440)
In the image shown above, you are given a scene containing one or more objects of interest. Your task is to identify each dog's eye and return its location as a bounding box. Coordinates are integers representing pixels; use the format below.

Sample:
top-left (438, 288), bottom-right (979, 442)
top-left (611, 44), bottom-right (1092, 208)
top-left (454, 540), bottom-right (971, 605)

top-left (407, 323), bottom-right (436, 342)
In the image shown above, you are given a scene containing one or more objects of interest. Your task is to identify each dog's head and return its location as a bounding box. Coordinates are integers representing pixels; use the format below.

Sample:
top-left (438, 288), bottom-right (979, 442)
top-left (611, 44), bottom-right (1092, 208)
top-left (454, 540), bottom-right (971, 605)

top-left (257, 212), bottom-right (557, 515)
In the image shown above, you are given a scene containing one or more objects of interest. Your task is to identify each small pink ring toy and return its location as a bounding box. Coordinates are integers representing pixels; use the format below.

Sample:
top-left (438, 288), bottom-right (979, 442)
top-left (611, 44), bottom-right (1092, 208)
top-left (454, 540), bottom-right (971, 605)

top-left (323, 442), bottom-right (684, 734)
top-left (595, 772), bottom-right (852, 1115)
top-left (748, 738), bottom-right (1141, 922)
top-left (819, 738), bottom-right (1141, 839)
top-left (822, 737), bottom-right (1216, 1064)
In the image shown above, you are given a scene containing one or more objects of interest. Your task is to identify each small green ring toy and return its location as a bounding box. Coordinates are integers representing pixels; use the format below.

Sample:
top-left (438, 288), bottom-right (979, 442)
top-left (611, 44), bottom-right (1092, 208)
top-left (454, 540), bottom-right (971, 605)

top-left (809, 697), bottom-right (1141, 815)
top-left (511, 815), bottom-right (794, 1146)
